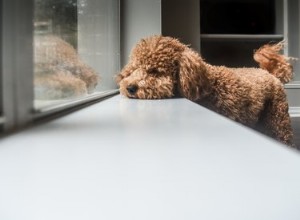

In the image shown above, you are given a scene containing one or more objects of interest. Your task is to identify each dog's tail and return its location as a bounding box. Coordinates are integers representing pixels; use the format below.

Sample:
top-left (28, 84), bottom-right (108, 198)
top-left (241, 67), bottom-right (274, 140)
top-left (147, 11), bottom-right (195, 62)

top-left (254, 41), bottom-right (293, 84)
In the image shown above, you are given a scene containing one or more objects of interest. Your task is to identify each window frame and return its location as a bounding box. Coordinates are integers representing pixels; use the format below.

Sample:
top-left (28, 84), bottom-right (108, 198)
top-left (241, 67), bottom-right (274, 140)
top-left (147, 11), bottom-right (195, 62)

top-left (284, 0), bottom-right (300, 114)
top-left (1, 0), bottom-right (120, 132)
top-left (1, 0), bottom-right (34, 131)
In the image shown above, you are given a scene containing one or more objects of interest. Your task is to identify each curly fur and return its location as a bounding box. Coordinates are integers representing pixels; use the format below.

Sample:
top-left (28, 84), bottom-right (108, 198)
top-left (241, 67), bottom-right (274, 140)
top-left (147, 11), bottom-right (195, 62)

top-left (117, 35), bottom-right (295, 147)
top-left (35, 35), bottom-right (99, 99)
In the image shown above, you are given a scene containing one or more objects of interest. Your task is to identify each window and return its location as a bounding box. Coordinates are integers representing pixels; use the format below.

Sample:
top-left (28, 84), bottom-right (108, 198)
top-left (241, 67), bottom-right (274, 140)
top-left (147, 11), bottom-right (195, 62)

top-left (200, 0), bottom-right (276, 35)
top-left (34, 0), bottom-right (120, 109)
top-left (1, 0), bottom-right (120, 132)
top-left (200, 0), bottom-right (283, 67)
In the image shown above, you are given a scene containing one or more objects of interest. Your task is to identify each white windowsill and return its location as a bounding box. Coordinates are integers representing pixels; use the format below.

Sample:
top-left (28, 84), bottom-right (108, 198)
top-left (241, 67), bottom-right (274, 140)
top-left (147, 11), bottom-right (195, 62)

top-left (0, 95), bottom-right (300, 220)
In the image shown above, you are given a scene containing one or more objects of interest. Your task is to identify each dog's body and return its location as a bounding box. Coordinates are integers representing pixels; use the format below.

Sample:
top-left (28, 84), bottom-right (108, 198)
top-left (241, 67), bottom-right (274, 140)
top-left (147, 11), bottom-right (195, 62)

top-left (117, 36), bottom-right (294, 146)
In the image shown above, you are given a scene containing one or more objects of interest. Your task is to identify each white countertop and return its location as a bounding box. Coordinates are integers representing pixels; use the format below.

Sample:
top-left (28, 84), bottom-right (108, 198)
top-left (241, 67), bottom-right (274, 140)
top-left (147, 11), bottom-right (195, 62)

top-left (1, 95), bottom-right (300, 220)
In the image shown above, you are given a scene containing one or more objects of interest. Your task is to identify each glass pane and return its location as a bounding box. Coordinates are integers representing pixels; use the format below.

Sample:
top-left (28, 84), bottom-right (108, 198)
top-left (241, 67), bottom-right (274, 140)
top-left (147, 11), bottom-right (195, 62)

top-left (200, 39), bottom-right (283, 67)
top-left (200, 0), bottom-right (276, 35)
top-left (34, 0), bottom-right (119, 109)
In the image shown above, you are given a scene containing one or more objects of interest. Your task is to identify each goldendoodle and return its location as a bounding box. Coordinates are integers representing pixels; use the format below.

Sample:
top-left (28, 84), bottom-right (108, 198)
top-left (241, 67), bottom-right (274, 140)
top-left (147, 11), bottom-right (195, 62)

top-left (117, 35), bottom-right (295, 147)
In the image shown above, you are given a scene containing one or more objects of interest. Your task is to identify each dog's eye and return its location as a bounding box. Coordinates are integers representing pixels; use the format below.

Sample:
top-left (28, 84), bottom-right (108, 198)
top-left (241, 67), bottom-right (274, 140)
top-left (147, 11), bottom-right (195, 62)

top-left (148, 68), bottom-right (159, 74)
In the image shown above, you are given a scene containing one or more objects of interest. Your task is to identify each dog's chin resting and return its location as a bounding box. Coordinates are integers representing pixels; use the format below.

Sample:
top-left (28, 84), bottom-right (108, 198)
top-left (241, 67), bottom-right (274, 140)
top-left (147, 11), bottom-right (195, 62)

top-left (117, 35), bottom-right (295, 147)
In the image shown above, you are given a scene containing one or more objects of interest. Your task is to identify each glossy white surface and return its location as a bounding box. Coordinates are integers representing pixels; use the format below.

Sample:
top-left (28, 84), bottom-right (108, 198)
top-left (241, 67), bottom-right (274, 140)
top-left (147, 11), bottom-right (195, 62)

top-left (1, 95), bottom-right (300, 220)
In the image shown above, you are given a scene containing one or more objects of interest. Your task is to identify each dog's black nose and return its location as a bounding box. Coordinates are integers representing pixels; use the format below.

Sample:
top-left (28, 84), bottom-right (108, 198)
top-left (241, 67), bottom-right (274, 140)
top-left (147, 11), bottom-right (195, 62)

top-left (127, 85), bottom-right (138, 95)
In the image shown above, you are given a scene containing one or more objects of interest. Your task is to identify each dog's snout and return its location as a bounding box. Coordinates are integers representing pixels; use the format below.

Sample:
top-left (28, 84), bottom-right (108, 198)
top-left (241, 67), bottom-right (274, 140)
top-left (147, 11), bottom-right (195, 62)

top-left (127, 85), bottom-right (138, 95)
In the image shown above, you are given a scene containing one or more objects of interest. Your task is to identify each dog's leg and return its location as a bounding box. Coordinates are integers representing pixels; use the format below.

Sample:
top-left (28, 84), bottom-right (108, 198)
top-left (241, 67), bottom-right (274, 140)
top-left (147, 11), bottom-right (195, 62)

top-left (262, 88), bottom-right (294, 147)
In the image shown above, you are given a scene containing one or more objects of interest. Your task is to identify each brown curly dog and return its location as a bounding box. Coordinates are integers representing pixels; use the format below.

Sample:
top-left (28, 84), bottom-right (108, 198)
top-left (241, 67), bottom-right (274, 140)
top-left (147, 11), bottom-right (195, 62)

top-left (117, 35), bottom-right (295, 147)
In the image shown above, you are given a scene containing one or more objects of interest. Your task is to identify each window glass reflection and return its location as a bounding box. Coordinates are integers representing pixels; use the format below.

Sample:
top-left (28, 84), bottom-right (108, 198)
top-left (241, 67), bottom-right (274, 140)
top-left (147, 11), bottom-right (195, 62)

top-left (34, 0), bottom-right (119, 108)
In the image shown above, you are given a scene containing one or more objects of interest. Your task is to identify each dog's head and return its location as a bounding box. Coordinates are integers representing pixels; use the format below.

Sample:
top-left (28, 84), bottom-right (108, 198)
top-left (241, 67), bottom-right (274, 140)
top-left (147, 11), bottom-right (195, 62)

top-left (116, 35), bottom-right (208, 101)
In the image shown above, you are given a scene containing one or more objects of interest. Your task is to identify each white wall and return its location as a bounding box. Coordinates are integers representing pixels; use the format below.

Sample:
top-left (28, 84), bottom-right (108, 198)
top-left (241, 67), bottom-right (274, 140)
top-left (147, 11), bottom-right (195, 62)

top-left (121, 0), bottom-right (162, 65)
top-left (162, 0), bottom-right (200, 52)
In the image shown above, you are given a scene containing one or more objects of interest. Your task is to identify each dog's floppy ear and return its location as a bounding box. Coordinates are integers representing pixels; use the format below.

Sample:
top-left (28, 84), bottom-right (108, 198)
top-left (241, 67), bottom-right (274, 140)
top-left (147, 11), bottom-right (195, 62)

top-left (176, 48), bottom-right (209, 101)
